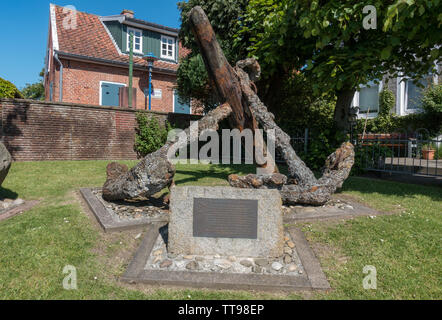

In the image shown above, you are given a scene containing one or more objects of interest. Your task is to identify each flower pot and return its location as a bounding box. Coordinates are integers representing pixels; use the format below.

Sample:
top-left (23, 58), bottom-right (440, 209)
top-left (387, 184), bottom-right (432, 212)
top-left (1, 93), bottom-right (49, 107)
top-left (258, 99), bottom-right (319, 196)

top-left (422, 149), bottom-right (435, 160)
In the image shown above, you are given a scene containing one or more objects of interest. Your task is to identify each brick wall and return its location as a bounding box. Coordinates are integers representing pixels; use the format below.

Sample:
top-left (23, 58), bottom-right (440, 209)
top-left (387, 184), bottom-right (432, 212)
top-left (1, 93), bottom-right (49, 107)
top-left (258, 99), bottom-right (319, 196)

top-left (0, 99), bottom-right (200, 162)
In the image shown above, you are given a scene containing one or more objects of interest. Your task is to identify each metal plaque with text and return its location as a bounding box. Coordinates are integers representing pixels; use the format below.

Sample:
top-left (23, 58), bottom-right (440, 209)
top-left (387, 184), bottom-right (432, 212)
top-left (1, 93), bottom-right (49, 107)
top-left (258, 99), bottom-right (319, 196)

top-left (193, 198), bottom-right (258, 239)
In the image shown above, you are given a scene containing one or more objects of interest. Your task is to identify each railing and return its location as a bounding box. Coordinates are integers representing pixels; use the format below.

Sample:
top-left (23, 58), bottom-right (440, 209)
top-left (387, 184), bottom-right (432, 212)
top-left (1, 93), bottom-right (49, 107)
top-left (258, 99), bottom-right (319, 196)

top-left (181, 126), bottom-right (441, 178)
top-left (275, 129), bottom-right (309, 163)
top-left (355, 129), bottom-right (441, 177)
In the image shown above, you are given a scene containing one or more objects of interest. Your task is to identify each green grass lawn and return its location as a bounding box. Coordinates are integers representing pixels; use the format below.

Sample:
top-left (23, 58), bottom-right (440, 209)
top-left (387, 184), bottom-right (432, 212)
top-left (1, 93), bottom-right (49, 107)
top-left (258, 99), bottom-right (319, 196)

top-left (0, 160), bottom-right (440, 299)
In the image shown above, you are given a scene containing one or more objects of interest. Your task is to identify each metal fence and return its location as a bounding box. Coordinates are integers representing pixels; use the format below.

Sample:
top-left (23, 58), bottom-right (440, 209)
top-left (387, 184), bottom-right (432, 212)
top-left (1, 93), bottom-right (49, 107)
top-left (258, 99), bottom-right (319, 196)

top-left (275, 128), bottom-right (441, 178)
top-left (275, 129), bottom-right (310, 164)
top-left (183, 126), bottom-right (441, 178)
top-left (354, 129), bottom-right (442, 177)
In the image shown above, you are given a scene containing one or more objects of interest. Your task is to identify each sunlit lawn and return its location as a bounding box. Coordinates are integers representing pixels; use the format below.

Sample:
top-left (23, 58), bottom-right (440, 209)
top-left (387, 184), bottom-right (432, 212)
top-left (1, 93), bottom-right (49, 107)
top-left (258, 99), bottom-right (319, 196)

top-left (0, 160), bottom-right (440, 299)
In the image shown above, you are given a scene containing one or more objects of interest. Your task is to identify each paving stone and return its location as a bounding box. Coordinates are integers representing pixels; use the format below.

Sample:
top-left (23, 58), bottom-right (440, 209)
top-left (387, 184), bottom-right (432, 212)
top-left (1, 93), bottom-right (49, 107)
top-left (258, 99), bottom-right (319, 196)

top-left (252, 265), bottom-right (263, 273)
top-left (284, 255), bottom-right (292, 264)
top-left (185, 261), bottom-right (199, 270)
top-left (160, 260), bottom-right (173, 268)
top-left (214, 259), bottom-right (232, 269)
top-left (254, 258), bottom-right (269, 267)
top-left (239, 259), bottom-right (253, 268)
top-left (287, 264), bottom-right (298, 272)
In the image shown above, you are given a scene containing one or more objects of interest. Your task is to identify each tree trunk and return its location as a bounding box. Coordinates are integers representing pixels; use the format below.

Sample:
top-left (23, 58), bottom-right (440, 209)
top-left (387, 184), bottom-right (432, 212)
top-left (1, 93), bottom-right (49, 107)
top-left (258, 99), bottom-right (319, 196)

top-left (334, 88), bottom-right (356, 132)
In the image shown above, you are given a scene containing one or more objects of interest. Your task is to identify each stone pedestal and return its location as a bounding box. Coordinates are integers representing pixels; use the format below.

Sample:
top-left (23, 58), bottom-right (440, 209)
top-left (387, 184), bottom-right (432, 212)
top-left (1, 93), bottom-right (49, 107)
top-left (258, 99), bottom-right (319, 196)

top-left (168, 186), bottom-right (283, 258)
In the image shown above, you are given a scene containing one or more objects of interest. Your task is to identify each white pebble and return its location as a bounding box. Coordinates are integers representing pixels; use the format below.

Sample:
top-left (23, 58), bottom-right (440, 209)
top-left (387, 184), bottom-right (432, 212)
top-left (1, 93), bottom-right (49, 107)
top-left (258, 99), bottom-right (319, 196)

top-left (271, 262), bottom-right (283, 271)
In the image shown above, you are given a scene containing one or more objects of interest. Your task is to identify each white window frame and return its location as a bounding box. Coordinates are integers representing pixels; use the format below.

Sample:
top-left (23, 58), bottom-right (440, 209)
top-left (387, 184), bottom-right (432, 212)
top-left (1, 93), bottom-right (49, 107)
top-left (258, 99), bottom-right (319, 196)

top-left (353, 81), bottom-right (383, 119)
top-left (398, 75), bottom-right (436, 116)
top-left (127, 27), bottom-right (143, 54)
top-left (161, 35), bottom-right (176, 60)
top-left (397, 62), bottom-right (439, 116)
top-left (99, 81), bottom-right (126, 106)
top-left (404, 78), bottom-right (422, 113)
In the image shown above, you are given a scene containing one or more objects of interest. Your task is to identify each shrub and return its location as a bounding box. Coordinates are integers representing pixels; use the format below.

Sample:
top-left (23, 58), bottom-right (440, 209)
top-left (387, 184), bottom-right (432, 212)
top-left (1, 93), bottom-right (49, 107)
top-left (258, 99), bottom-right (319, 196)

top-left (134, 112), bottom-right (172, 157)
top-left (299, 129), bottom-right (346, 172)
top-left (420, 84), bottom-right (442, 114)
top-left (378, 88), bottom-right (395, 117)
top-left (0, 77), bottom-right (23, 98)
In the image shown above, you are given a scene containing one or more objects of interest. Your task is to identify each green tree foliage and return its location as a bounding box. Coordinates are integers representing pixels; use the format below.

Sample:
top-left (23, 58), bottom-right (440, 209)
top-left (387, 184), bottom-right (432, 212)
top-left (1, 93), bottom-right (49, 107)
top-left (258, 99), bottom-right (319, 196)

top-left (0, 77), bottom-right (23, 98)
top-left (176, 0), bottom-right (249, 109)
top-left (238, 0), bottom-right (442, 130)
top-left (21, 69), bottom-right (45, 100)
top-left (134, 113), bottom-right (172, 157)
top-left (272, 72), bottom-right (346, 171)
top-left (420, 84), bottom-right (442, 114)
top-left (274, 72), bottom-right (335, 134)
top-left (176, 53), bottom-right (217, 109)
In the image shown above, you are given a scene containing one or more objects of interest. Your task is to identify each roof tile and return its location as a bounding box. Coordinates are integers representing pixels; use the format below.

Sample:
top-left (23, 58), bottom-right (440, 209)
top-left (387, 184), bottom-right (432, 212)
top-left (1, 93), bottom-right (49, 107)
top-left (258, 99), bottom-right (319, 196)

top-left (54, 5), bottom-right (189, 72)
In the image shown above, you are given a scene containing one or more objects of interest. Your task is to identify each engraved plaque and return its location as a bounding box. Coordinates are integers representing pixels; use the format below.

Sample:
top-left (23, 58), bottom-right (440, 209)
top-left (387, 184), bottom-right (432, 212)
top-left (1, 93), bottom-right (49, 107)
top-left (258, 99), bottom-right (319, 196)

top-left (193, 198), bottom-right (258, 239)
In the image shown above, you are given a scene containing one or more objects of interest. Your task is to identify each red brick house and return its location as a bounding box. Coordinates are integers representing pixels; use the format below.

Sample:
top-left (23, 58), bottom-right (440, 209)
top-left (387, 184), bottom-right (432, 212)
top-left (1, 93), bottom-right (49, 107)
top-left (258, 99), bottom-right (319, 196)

top-left (44, 4), bottom-right (193, 113)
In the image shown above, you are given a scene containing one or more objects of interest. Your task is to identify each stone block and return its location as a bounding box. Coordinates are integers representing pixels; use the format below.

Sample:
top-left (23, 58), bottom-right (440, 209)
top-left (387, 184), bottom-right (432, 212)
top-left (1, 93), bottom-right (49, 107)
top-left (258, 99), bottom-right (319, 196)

top-left (168, 186), bottom-right (283, 258)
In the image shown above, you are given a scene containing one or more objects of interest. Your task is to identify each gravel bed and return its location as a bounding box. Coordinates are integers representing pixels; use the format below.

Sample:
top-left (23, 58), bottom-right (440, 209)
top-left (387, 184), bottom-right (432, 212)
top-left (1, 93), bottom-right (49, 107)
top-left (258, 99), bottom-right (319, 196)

top-left (92, 189), bottom-right (169, 221)
top-left (144, 226), bottom-right (305, 276)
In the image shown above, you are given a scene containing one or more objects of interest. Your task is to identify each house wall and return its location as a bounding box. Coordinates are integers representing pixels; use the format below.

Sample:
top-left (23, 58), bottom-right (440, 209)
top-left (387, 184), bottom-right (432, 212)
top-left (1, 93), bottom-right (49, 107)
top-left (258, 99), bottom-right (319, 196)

top-left (355, 66), bottom-right (441, 120)
top-left (47, 58), bottom-right (177, 113)
top-left (103, 21), bottom-right (179, 63)
top-left (44, 28), bottom-right (55, 101)
top-left (0, 99), bottom-right (200, 162)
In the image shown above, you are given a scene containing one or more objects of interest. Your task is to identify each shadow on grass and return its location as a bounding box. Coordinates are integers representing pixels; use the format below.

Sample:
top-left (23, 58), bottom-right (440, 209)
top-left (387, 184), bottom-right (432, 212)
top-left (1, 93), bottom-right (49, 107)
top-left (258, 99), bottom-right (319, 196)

top-left (0, 187), bottom-right (18, 200)
top-left (340, 176), bottom-right (442, 203)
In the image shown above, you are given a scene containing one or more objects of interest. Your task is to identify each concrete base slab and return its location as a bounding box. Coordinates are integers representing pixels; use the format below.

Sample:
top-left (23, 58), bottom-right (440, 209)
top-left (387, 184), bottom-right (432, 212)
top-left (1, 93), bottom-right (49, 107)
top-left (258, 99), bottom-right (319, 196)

top-left (283, 195), bottom-right (386, 223)
top-left (80, 188), bottom-right (169, 232)
top-left (0, 200), bottom-right (39, 222)
top-left (121, 223), bottom-right (330, 292)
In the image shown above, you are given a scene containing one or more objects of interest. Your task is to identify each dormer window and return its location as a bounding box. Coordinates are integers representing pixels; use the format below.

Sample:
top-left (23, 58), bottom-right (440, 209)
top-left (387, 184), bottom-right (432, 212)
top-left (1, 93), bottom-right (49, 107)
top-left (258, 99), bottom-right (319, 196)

top-left (127, 27), bottom-right (143, 54)
top-left (161, 35), bottom-right (175, 60)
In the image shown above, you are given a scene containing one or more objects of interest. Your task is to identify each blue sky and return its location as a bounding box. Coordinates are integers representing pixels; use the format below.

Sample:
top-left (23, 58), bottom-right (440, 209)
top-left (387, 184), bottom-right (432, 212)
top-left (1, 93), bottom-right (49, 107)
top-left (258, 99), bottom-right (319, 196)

top-left (0, 0), bottom-right (183, 89)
